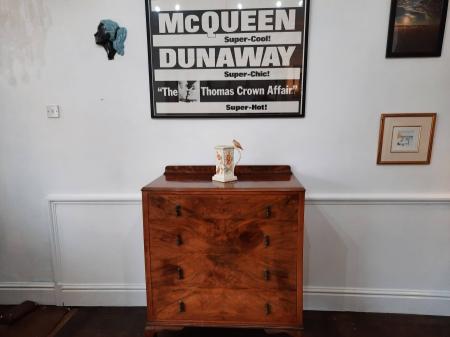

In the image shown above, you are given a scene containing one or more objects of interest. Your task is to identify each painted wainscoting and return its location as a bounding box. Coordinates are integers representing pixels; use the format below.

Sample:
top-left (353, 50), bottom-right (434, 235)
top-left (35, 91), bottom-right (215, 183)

top-left (1, 194), bottom-right (449, 315)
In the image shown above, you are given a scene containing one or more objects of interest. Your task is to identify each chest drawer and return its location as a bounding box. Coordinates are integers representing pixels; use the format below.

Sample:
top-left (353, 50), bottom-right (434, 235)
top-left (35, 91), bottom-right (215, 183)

top-left (150, 253), bottom-right (296, 290)
top-left (148, 194), bottom-right (299, 221)
top-left (149, 218), bottom-right (297, 256)
top-left (151, 288), bottom-right (297, 325)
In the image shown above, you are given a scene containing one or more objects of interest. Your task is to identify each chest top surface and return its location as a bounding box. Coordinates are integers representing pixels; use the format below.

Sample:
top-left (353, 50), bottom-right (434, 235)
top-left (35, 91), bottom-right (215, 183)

top-left (142, 165), bottom-right (305, 192)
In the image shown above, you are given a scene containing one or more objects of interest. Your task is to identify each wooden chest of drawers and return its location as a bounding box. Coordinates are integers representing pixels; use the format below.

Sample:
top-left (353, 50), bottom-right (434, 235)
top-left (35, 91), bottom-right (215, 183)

top-left (142, 166), bottom-right (305, 337)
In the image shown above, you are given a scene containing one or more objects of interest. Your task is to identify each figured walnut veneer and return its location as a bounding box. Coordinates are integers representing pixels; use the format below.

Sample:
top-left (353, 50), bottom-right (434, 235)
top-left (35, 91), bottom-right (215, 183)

top-left (142, 166), bottom-right (305, 337)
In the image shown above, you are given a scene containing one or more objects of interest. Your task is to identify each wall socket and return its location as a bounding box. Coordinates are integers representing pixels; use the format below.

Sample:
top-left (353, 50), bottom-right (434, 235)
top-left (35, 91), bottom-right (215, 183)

top-left (47, 105), bottom-right (60, 118)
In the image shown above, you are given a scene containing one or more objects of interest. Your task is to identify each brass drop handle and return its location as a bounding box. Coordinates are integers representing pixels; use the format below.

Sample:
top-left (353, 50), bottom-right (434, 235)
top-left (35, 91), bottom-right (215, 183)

top-left (175, 205), bottom-right (181, 217)
top-left (264, 235), bottom-right (270, 248)
top-left (264, 269), bottom-right (270, 281)
top-left (177, 266), bottom-right (184, 280)
top-left (265, 206), bottom-right (272, 218)
top-left (178, 300), bottom-right (185, 313)
top-left (176, 234), bottom-right (183, 246)
top-left (265, 303), bottom-right (271, 315)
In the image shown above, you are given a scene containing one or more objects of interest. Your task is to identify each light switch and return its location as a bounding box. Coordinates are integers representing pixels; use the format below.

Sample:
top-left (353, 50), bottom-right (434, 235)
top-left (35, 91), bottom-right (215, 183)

top-left (47, 105), bottom-right (60, 118)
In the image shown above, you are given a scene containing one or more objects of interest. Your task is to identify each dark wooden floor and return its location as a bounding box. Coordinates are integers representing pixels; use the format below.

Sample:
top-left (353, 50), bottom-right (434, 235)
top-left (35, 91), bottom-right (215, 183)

top-left (1, 306), bottom-right (449, 337)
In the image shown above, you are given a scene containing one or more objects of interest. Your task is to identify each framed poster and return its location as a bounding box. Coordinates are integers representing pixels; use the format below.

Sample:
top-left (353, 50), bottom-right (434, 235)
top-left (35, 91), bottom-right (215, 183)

top-left (386, 0), bottom-right (448, 57)
top-left (377, 113), bottom-right (437, 165)
top-left (145, 0), bottom-right (310, 118)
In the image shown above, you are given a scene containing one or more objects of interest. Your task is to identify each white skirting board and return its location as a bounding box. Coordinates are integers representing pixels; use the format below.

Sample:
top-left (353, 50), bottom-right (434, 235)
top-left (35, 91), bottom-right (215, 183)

top-left (3, 193), bottom-right (450, 316)
top-left (0, 282), bottom-right (56, 305)
top-left (1, 282), bottom-right (449, 316)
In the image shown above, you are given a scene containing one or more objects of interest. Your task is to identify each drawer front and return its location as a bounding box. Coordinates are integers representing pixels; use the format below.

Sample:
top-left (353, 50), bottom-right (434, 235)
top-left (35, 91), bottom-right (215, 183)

top-left (151, 288), bottom-right (297, 325)
top-left (150, 253), bottom-right (296, 290)
top-left (149, 218), bottom-right (297, 256)
top-left (148, 194), bottom-right (298, 221)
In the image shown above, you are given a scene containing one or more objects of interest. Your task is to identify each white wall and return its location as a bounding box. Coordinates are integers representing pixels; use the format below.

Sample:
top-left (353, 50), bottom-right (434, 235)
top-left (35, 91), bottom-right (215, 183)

top-left (0, 0), bottom-right (449, 314)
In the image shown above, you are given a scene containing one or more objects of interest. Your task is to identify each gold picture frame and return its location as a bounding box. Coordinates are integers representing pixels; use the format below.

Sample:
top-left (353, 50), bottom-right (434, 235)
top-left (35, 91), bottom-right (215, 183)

top-left (377, 113), bottom-right (437, 165)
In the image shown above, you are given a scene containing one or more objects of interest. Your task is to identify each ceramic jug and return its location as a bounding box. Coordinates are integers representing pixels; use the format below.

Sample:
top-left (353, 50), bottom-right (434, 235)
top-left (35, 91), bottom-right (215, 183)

top-left (212, 145), bottom-right (242, 182)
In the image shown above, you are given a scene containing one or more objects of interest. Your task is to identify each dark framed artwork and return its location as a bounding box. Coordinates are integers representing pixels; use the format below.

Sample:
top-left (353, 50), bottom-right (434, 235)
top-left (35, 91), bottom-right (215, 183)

top-left (386, 0), bottom-right (449, 57)
top-left (145, 0), bottom-right (310, 118)
top-left (377, 113), bottom-right (437, 165)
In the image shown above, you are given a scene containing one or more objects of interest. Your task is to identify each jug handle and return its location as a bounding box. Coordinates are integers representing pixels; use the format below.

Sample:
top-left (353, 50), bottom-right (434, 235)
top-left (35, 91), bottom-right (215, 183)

top-left (235, 148), bottom-right (242, 166)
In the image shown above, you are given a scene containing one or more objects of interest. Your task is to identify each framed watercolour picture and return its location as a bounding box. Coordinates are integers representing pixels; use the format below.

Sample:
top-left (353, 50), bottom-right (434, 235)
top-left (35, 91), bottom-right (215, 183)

top-left (145, 0), bottom-right (310, 118)
top-left (386, 0), bottom-right (449, 57)
top-left (377, 113), bottom-right (437, 165)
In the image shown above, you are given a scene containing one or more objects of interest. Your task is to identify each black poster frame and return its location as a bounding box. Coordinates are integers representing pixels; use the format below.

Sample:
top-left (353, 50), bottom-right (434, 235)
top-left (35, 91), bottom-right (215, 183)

top-left (145, 1), bottom-right (310, 118)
